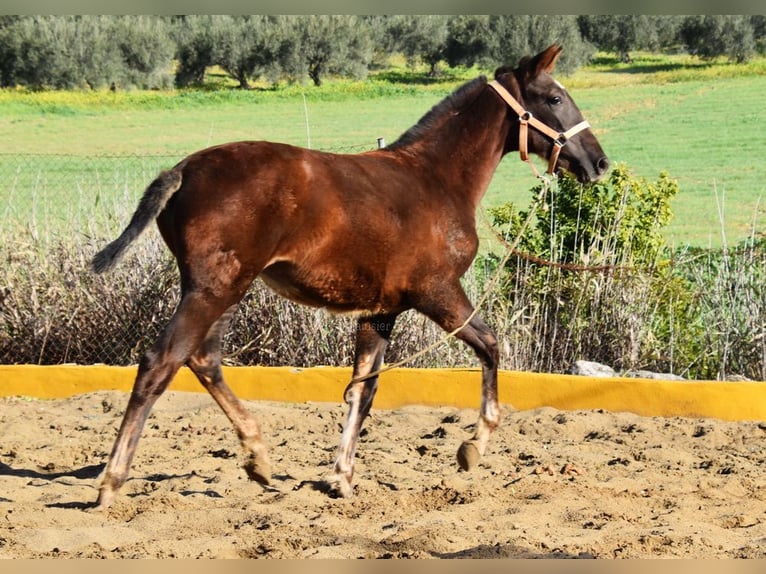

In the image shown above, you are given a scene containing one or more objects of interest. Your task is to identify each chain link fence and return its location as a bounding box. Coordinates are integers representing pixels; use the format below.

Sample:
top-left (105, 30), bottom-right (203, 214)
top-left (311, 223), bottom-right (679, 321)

top-left (1, 152), bottom-right (179, 365)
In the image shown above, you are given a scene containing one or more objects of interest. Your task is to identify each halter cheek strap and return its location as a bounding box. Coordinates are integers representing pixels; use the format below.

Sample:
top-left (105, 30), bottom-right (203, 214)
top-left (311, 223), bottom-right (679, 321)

top-left (488, 80), bottom-right (590, 179)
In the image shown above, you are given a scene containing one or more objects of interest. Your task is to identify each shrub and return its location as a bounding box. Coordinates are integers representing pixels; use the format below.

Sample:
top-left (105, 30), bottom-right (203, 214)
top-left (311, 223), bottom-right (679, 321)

top-left (478, 164), bottom-right (691, 374)
top-left (0, 231), bottom-right (470, 369)
top-left (486, 164), bottom-right (678, 266)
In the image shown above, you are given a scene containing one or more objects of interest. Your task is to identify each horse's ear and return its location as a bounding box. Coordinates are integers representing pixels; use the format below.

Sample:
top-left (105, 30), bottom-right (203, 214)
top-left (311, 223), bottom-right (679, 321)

top-left (524, 44), bottom-right (563, 78)
top-left (494, 64), bottom-right (514, 81)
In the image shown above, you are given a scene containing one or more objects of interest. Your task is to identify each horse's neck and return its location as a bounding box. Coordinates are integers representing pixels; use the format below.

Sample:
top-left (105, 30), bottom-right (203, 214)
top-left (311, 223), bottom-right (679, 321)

top-left (407, 88), bottom-right (512, 210)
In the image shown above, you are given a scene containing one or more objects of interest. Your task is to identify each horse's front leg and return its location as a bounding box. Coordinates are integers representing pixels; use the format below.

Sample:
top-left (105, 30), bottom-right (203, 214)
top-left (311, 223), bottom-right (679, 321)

top-left (328, 314), bottom-right (396, 497)
top-left (414, 285), bottom-right (501, 471)
top-left (454, 313), bottom-right (501, 471)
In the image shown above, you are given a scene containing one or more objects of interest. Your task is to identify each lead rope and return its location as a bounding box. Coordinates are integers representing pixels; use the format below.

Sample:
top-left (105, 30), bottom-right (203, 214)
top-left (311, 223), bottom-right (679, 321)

top-left (348, 175), bottom-right (555, 385)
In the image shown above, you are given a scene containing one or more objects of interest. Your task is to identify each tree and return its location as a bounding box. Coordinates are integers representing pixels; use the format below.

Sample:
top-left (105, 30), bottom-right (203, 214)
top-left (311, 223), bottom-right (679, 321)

top-left (360, 15), bottom-right (397, 69)
top-left (290, 15), bottom-right (374, 86)
top-left (578, 15), bottom-right (682, 62)
top-left (71, 16), bottom-right (121, 90)
top-left (9, 16), bottom-right (80, 89)
top-left (444, 15), bottom-right (491, 69)
top-left (680, 15), bottom-right (756, 63)
top-left (0, 16), bottom-right (173, 90)
top-left (0, 16), bottom-right (22, 87)
top-left (110, 16), bottom-right (174, 89)
top-left (173, 16), bottom-right (218, 88)
top-left (487, 15), bottom-right (593, 75)
top-left (212, 15), bottom-right (280, 89)
top-left (386, 15), bottom-right (450, 76)
top-left (752, 15), bottom-right (766, 53)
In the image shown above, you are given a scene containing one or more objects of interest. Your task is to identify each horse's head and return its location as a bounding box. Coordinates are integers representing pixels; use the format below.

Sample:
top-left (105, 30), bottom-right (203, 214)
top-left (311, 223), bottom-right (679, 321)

top-left (494, 44), bottom-right (609, 183)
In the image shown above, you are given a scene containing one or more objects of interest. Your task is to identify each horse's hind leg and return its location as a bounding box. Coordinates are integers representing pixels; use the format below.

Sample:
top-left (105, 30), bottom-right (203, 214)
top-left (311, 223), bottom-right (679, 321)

top-left (94, 291), bottom-right (235, 510)
top-left (328, 314), bottom-right (396, 497)
top-left (186, 305), bottom-right (271, 486)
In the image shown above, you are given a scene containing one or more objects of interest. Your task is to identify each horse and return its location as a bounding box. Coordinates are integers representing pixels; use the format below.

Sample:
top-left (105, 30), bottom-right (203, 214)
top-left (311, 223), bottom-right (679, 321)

top-left (90, 44), bottom-right (608, 510)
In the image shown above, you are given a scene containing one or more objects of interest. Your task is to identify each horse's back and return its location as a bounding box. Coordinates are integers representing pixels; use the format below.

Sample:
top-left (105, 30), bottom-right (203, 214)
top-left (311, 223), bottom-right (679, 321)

top-left (166, 140), bottom-right (441, 247)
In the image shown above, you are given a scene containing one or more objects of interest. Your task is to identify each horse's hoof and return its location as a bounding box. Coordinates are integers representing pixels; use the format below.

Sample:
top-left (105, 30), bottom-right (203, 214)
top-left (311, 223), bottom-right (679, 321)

top-left (89, 489), bottom-right (114, 512)
top-left (457, 440), bottom-right (481, 471)
top-left (244, 454), bottom-right (272, 486)
top-left (325, 473), bottom-right (354, 499)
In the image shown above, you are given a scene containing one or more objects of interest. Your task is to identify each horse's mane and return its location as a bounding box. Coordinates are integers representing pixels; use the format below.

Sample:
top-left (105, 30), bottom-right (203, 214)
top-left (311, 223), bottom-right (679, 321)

top-left (386, 76), bottom-right (488, 150)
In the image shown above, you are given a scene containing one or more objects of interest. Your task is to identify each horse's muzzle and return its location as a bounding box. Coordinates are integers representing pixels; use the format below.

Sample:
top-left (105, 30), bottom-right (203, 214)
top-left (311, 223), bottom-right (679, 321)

top-left (576, 155), bottom-right (610, 183)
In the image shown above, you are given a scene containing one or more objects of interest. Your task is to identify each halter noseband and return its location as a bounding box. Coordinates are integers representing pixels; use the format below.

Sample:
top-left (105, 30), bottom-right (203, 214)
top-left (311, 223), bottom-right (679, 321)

top-left (488, 80), bottom-right (590, 179)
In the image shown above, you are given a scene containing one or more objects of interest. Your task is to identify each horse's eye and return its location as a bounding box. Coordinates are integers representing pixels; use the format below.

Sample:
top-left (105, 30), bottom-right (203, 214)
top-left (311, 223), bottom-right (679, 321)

top-left (548, 96), bottom-right (562, 106)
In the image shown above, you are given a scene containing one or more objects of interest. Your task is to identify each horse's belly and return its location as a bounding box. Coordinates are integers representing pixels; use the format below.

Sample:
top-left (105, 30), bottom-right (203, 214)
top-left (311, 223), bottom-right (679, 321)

top-left (259, 261), bottom-right (395, 315)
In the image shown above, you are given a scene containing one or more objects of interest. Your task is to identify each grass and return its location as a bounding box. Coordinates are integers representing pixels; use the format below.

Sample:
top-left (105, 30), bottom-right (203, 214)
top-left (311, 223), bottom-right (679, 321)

top-left (0, 84), bottom-right (445, 154)
top-left (573, 76), bottom-right (766, 248)
top-left (569, 52), bottom-right (766, 88)
top-left (1, 52), bottom-right (765, 247)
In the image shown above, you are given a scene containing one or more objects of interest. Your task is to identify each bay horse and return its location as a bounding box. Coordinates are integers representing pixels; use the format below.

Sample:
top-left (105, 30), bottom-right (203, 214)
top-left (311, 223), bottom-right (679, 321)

top-left (90, 45), bottom-right (608, 510)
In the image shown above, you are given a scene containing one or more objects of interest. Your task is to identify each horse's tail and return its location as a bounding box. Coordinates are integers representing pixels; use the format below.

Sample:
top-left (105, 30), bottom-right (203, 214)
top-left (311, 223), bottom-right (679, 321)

top-left (92, 168), bottom-right (183, 274)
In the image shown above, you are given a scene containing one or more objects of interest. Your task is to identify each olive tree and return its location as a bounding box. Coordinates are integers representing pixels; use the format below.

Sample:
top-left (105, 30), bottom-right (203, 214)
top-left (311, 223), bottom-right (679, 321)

top-left (680, 15), bottom-right (756, 63)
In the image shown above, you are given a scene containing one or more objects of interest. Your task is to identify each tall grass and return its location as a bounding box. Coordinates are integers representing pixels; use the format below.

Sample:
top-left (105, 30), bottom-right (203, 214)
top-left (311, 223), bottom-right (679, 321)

top-left (3, 223), bottom-right (762, 380)
top-left (672, 238), bottom-right (766, 380)
top-left (0, 228), bottom-right (475, 369)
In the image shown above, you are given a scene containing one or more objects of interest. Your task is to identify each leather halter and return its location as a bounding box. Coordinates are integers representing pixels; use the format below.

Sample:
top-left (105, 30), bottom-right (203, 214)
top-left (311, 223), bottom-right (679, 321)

top-left (488, 79), bottom-right (591, 179)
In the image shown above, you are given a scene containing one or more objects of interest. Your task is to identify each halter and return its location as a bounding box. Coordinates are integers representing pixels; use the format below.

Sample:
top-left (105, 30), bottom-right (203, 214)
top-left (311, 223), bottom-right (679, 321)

top-left (488, 80), bottom-right (591, 180)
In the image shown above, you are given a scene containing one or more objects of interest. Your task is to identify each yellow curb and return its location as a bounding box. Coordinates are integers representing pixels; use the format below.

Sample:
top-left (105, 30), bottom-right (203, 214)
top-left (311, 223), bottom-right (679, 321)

top-left (0, 365), bottom-right (764, 422)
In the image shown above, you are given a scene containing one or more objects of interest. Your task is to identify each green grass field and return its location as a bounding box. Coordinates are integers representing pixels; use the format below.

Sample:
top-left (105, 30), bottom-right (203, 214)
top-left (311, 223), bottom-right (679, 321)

top-left (1, 53), bottom-right (765, 247)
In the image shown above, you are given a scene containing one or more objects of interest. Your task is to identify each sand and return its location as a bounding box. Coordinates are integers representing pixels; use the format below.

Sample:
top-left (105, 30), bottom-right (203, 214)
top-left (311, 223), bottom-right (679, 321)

top-left (1, 389), bottom-right (765, 559)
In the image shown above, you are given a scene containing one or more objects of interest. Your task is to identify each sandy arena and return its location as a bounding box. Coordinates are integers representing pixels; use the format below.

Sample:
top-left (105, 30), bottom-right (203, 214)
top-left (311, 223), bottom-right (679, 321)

top-left (1, 389), bottom-right (765, 558)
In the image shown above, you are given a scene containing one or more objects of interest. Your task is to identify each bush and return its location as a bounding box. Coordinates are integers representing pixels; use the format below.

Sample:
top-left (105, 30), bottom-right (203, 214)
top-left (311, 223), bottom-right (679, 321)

top-left (487, 164), bottom-right (678, 266)
top-left (478, 165), bottom-right (692, 374)
top-left (476, 164), bottom-right (766, 380)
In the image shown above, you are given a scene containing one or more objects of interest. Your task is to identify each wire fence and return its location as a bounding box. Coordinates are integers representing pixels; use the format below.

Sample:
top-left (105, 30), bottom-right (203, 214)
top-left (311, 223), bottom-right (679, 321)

top-left (1, 153), bottom-right (177, 239)
top-left (0, 142), bottom-right (380, 239)
top-left (3, 143), bottom-right (456, 369)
